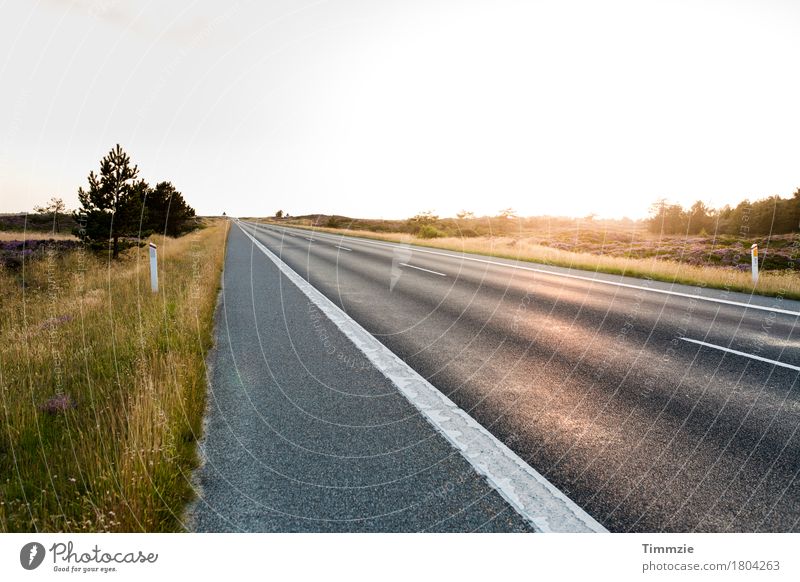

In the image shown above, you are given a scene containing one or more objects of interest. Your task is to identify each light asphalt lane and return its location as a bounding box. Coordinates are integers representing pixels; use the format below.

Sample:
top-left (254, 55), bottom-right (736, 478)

top-left (187, 224), bottom-right (537, 532)
top-left (236, 220), bottom-right (800, 533)
top-left (254, 222), bottom-right (800, 317)
top-left (249, 221), bottom-right (800, 367)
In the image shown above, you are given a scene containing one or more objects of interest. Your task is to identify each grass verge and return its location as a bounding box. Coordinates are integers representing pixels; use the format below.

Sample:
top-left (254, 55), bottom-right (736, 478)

top-left (0, 219), bottom-right (228, 532)
top-left (265, 222), bottom-right (800, 300)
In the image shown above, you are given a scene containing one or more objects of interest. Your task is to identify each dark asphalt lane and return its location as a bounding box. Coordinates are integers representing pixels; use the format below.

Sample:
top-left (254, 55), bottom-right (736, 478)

top-left (242, 221), bottom-right (800, 532)
top-left (187, 225), bottom-right (534, 532)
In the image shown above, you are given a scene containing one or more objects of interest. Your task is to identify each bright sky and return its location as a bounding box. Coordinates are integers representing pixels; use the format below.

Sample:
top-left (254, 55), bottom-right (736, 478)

top-left (1, 0), bottom-right (799, 219)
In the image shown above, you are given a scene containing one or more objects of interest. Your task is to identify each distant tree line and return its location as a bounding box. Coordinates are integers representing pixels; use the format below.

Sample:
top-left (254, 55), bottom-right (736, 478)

top-left (647, 189), bottom-right (800, 236)
top-left (75, 145), bottom-right (196, 257)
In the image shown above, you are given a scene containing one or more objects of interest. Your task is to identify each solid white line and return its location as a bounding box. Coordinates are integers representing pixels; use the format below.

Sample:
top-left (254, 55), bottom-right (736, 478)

top-left (253, 223), bottom-right (800, 318)
top-left (679, 337), bottom-right (800, 372)
top-left (335, 245), bottom-right (352, 252)
top-left (237, 222), bottom-right (606, 533)
top-left (399, 262), bottom-right (447, 277)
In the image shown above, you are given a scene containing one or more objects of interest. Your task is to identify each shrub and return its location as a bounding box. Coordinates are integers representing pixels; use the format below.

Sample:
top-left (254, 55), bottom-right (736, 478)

top-left (417, 225), bottom-right (443, 239)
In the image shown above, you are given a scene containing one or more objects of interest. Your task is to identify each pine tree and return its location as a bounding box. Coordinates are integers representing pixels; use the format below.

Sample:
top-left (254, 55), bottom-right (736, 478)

top-left (76, 144), bottom-right (140, 257)
top-left (34, 197), bottom-right (67, 233)
top-left (145, 181), bottom-right (196, 236)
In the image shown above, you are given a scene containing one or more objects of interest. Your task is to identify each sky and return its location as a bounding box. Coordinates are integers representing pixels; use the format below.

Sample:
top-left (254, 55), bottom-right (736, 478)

top-left (1, 0), bottom-right (799, 220)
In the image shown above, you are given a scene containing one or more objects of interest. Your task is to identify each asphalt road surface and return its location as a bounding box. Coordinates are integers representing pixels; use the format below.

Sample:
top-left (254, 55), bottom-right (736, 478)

top-left (188, 224), bottom-right (539, 532)
top-left (191, 220), bottom-right (800, 532)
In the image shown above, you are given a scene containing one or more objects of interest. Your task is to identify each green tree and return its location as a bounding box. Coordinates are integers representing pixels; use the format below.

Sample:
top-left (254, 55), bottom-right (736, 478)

top-left (144, 181), bottom-right (196, 236)
top-left (726, 200), bottom-right (752, 236)
top-left (406, 211), bottom-right (439, 235)
top-left (76, 144), bottom-right (141, 257)
top-left (128, 179), bottom-right (151, 232)
top-left (647, 199), bottom-right (688, 235)
top-left (749, 196), bottom-right (777, 235)
top-left (787, 189), bottom-right (800, 232)
top-left (687, 201), bottom-right (712, 235)
top-left (34, 196), bottom-right (67, 233)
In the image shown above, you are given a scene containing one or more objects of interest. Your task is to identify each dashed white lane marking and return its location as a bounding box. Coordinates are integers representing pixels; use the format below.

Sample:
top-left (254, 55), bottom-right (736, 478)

top-left (237, 222), bottom-right (606, 533)
top-left (399, 262), bottom-right (447, 277)
top-left (305, 236), bottom-right (314, 242)
top-left (335, 245), bottom-right (352, 252)
top-left (252, 223), bottom-right (800, 318)
top-left (680, 337), bottom-right (800, 372)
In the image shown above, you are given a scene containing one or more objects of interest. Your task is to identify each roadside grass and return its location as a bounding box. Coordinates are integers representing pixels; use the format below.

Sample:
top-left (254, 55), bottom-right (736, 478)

top-left (0, 219), bottom-right (228, 532)
top-left (262, 221), bottom-right (800, 300)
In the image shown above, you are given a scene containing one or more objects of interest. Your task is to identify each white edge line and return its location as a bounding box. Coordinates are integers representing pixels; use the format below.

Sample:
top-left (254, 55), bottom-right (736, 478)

top-left (679, 337), bottom-right (800, 372)
top-left (253, 223), bottom-right (800, 318)
top-left (237, 222), bottom-right (607, 533)
top-left (399, 262), bottom-right (447, 277)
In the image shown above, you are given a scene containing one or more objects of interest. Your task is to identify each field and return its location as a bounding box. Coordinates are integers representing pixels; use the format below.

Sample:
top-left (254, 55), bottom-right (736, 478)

top-left (0, 212), bottom-right (78, 234)
top-left (0, 231), bottom-right (76, 241)
top-left (262, 215), bottom-right (800, 299)
top-left (0, 219), bottom-right (228, 532)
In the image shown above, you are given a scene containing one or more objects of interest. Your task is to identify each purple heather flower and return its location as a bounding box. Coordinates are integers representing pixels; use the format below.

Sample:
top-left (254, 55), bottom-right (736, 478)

top-left (39, 394), bottom-right (75, 414)
top-left (39, 315), bottom-right (73, 329)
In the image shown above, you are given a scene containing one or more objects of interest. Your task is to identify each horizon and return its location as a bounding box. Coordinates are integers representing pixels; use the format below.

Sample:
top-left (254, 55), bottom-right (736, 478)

top-left (4, 187), bottom-right (798, 224)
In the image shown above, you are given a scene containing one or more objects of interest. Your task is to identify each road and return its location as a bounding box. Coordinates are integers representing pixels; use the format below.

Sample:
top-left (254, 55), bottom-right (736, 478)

top-left (190, 223), bottom-right (566, 532)
top-left (214, 220), bottom-right (800, 533)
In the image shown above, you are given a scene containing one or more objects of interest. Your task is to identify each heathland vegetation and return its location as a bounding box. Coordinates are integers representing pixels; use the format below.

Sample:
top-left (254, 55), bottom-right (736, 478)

top-left (0, 147), bottom-right (226, 532)
top-left (268, 188), bottom-right (800, 299)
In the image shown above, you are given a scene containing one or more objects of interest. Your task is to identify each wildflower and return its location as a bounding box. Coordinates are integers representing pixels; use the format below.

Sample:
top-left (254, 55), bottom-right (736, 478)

top-left (39, 315), bottom-right (73, 329)
top-left (39, 394), bottom-right (76, 414)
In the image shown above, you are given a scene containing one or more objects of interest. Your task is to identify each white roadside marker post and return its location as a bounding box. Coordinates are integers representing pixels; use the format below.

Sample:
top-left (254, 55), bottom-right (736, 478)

top-left (149, 242), bottom-right (159, 293)
top-left (751, 243), bottom-right (758, 286)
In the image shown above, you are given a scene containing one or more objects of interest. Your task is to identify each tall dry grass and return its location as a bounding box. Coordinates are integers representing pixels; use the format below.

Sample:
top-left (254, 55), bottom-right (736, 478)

top-left (0, 220), bottom-right (228, 532)
top-left (279, 223), bottom-right (800, 300)
top-left (0, 230), bottom-right (77, 241)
